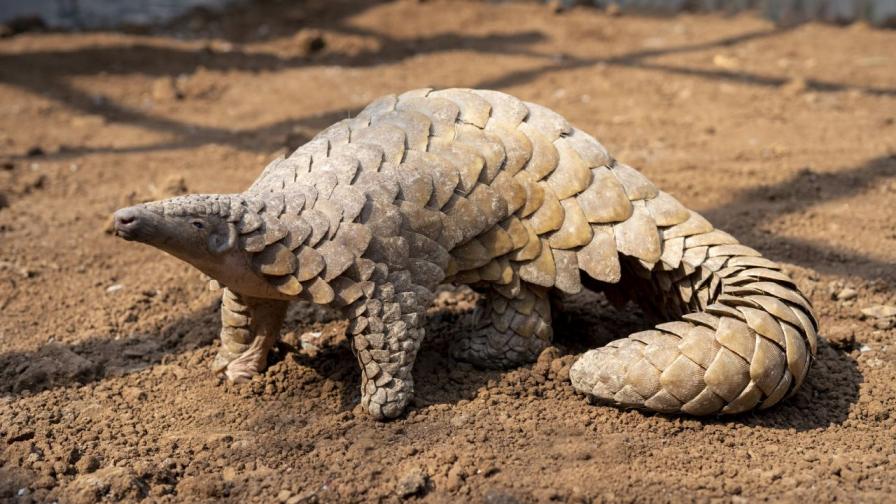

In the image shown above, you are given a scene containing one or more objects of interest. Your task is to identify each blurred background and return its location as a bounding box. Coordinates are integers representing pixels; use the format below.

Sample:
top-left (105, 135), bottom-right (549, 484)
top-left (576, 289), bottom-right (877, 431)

top-left (1, 0), bottom-right (895, 29)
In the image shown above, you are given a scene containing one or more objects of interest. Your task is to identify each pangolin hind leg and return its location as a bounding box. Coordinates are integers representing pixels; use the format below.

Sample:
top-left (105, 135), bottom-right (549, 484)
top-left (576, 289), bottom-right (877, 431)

top-left (452, 283), bottom-right (553, 369)
top-left (212, 288), bottom-right (288, 382)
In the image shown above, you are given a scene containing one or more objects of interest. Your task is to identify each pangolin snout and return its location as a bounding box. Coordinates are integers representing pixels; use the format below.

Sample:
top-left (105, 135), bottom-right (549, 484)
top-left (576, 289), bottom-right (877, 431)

top-left (113, 206), bottom-right (149, 241)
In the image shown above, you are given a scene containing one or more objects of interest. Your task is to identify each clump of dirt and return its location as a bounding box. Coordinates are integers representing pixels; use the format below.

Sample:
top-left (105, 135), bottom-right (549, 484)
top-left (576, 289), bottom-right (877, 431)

top-left (1, 0), bottom-right (895, 502)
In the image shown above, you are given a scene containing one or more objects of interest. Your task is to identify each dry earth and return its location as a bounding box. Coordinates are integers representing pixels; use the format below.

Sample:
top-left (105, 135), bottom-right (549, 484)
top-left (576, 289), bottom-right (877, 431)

top-left (1, 1), bottom-right (895, 502)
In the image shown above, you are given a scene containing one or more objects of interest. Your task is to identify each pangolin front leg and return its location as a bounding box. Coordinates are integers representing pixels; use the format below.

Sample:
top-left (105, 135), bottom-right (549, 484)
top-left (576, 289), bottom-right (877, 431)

top-left (346, 272), bottom-right (429, 420)
top-left (212, 288), bottom-right (288, 382)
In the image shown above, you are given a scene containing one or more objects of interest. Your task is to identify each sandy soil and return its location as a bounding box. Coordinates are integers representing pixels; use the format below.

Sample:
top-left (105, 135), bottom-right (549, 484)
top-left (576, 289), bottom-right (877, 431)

top-left (1, 1), bottom-right (895, 502)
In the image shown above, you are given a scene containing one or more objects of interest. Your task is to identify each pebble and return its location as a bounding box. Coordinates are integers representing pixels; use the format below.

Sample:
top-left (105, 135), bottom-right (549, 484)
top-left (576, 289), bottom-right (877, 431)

top-left (300, 331), bottom-right (322, 352)
top-left (397, 467), bottom-right (428, 498)
top-left (835, 288), bottom-right (857, 301)
top-left (781, 77), bottom-right (809, 95)
top-left (713, 54), bottom-right (740, 70)
top-left (106, 284), bottom-right (125, 293)
top-left (151, 76), bottom-right (182, 102)
top-left (861, 304), bottom-right (896, 318)
top-left (876, 319), bottom-right (895, 330)
top-left (205, 39), bottom-right (234, 54)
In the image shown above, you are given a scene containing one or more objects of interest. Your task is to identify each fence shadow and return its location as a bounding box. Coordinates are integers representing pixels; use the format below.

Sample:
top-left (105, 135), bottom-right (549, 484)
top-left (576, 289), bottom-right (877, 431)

top-left (702, 154), bottom-right (896, 282)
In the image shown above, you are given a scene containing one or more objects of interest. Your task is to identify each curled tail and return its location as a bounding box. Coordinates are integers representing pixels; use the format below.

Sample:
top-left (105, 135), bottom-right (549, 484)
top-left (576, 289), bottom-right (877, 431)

top-left (570, 223), bottom-right (818, 415)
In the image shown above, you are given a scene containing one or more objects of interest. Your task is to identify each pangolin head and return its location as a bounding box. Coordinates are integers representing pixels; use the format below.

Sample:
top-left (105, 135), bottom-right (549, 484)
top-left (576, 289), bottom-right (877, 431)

top-left (112, 193), bottom-right (285, 299)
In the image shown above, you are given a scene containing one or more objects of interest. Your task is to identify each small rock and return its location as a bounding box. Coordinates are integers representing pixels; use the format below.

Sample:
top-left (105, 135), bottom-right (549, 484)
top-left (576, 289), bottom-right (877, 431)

top-left (781, 77), bottom-right (809, 95)
top-left (151, 76), bottom-right (182, 102)
top-left (277, 489), bottom-right (293, 502)
top-left (861, 304), bottom-right (896, 318)
top-left (835, 288), bottom-right (857, 301)
top-left (300, 331), bottom-right (322, 352)
top-left (205, 39), bottom-right (234, 54)
top-left (397, 467), bottom-right (429, 498)
top-left (106, 284), bottom-right (124, 294)
top-left (712, 54), bottom-right (740, 70)
top-left (873, 318), bottom-right (895, 330)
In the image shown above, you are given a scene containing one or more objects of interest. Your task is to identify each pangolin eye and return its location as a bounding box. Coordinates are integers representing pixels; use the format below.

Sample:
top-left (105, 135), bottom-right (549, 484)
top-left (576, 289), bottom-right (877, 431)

top-left (191, 220), bottom-right (205, 230)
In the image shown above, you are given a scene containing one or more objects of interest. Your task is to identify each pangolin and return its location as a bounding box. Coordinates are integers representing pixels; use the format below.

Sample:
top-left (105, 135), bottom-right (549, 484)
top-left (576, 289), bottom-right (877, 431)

top-left (113, 88), bottom-right (818, 420)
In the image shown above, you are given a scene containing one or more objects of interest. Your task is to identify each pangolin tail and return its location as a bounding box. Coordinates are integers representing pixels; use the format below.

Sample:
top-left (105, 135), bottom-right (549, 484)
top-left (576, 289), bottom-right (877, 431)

top-left (569, 228), bottom-right (818, 415)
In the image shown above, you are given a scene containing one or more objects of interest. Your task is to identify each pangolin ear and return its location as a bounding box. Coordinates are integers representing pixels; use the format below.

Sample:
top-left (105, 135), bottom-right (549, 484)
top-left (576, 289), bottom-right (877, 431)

top-left (209, 222), bottom-right (238, 255)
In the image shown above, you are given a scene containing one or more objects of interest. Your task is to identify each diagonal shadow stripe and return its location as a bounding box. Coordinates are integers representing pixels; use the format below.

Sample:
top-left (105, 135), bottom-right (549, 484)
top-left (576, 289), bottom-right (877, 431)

top-left (4, 24), bottom-right (895, 162)
top-left (475, 52), bottom-right (896, 96)
top-left (701, 154), bottom-right (896, 280)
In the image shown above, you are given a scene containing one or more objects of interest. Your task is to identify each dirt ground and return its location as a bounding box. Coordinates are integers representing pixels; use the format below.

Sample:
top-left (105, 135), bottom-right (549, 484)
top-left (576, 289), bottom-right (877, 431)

top-left (1, 0), bottom-right (895, 502)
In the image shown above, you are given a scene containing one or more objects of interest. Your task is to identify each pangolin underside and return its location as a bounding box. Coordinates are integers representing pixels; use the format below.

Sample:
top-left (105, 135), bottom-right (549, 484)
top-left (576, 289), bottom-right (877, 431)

top-left (114, 88), bottom-right (818, 420)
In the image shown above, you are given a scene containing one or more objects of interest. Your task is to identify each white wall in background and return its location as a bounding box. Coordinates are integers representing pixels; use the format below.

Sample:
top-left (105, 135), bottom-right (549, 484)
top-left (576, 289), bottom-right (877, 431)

top-left (0, 0), bottom-right (238, 29)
